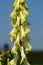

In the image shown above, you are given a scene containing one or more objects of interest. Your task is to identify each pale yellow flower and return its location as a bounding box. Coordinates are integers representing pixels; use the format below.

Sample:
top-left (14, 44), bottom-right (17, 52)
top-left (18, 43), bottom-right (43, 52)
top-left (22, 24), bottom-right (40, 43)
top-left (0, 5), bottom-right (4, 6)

top-left (20, 47), bottom-right (26, 64)
top-left (25, 43), bottom-right (32, 53)
top-left (15, 16), bottom-right (20, 27)
top-left (15, 32), bottom-right (20, 46)
top-left (11, 45), bottom-right (18, 55)
top-left (22, 59), bottom-right (30, 65)
top-left (9, 29), bottom-right (16, 36)
top-left (14, 0), bottom-right (20, 10)
top-left (24, 28), bottom-right (31, 35)
top-left (10, 59), bottom-right (16, 65)
top-left (20, 37), bottom-right (32, 53)
top-left (10, 23), bottom-right (19, 35)
top-left (23, 10), bottom-right (29, 18)
top-left (9, 27), bottom-right (17, 42)
top-left (20, 25), bottom-right (25, 39)
top-left (10, 52), bottom-right (19, 65)
top-left (10, 10), bottom-right (16, 19)
top-left (13, 1), bottom-right (16, 8)
top-left (20, 11), bottom-right (26, 24)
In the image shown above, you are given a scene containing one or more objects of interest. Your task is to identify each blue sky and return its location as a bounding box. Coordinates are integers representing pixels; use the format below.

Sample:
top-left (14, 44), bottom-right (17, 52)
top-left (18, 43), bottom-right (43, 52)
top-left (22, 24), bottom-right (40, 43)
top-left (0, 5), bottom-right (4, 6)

top-left (0, 0), bottom-right (43, 50)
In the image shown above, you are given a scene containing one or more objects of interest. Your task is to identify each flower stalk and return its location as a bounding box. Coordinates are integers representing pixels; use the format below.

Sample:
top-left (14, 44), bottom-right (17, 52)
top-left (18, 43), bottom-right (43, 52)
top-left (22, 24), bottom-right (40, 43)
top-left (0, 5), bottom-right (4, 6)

top-left (9, 0), bottom-right (32, 65)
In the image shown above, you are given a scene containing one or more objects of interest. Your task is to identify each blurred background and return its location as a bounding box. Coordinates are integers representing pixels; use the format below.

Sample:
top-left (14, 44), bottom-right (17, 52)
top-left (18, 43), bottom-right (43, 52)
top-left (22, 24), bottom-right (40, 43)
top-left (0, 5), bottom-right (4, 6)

top-left (0, 0), bottom-right (43, 65)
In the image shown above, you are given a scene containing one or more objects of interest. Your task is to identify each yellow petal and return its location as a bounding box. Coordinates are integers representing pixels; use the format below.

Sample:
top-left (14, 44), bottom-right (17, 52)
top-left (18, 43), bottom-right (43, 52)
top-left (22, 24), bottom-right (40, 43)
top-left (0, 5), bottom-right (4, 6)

top-left (15, 32), bottom-right (20, 46)
top-left (20, 11), bottom-right (26, 24)
top-left (13, 1), bottom-right (16, 8)
top-left (25, 43), bottom-right (32, 53)
top-left (10, 35), bottom-right (16, 43)
top-left (11, 46), bottom-right (18, 55)
top-left (20, 47), bottom-right (26, 64)
top-left (20, 0), bottom-right (25, 3)
top-left (10, 10), bottom-right (16, 19)
top-left (9, 28), bottom-right (17, 42)
top-left (9, 30), bottom-right (16, 36)
top-left (10, 24), bottom-right (19, 35)
top-left (25, 28), bottom-right (31, 35)
top-left (15, 16), bottom-right (20, 27)
top-left (22, 59), bottom-right (30, 65)
top-left (20, 26), bottom-right (25, 39)
top-left (10, 59), bottom-right (16, 65)
top-left (20, 5), bottom-right (29, 18)
top-left (23, 10), bottom-right (29, 18)
top-left (10, 53), bottom-right (19, 65)
top-left (15, 0), bottom-right (20, 10)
